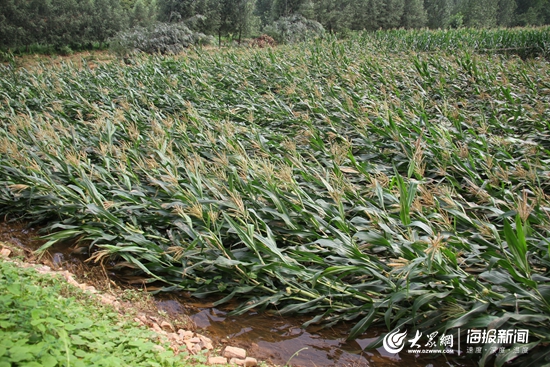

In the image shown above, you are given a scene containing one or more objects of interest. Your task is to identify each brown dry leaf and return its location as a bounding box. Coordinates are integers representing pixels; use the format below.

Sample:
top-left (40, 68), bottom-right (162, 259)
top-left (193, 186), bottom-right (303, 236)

top-left (339, 166), bottom-right (359, 174)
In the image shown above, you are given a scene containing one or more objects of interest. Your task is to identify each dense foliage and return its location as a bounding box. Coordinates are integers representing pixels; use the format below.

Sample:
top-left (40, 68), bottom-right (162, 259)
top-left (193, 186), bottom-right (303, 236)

top-left (110, 23), bottom-right (213, 56)
top-left (1, 27), bottom-right (549, 366)
top-left (0, 259), bottom-right (184, 366)
top-left (1, 0), bottom-right (550, 51)
top-left (0, 0), bottom-right (156, 52)
top-left (263, 14), bottom-right (324, 44)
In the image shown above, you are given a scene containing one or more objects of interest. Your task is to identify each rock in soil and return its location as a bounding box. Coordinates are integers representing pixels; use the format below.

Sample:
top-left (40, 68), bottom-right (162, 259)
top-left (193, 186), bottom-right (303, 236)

top-left (160, 320), bottom-right (174, 332)
top-left (223, 346), bottom-right (247, 359)
top-left (243, 357), bottom-right (258, 366)
top-left (178, 329), bottom-right (194, 339)
top-left (208, 356), bottom-right (228, 365)
top-left (230, 357), bottom-right (258, 366)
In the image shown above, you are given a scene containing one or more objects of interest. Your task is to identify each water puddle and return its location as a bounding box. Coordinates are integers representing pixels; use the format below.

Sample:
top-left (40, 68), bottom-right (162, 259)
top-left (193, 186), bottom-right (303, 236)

top-left (158, 299), bottom-right (475, 367)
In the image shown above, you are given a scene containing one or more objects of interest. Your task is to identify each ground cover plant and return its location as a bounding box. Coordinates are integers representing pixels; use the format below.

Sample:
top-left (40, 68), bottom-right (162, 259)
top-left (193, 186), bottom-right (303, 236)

top-left (1, 27), bottom-right (549, 366)
top-left (0, 258), bottom-right (187, 366)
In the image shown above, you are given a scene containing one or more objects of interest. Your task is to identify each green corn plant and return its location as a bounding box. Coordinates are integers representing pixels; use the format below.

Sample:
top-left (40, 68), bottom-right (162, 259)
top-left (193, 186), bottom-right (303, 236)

top-left (1, 27), bottom-right (550, 366)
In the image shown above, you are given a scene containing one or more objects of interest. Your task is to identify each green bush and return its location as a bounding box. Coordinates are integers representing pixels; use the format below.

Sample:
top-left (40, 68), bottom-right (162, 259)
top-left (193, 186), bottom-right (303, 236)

top-left (264, 14), bottom-right (325, 44)
top-left (109, 22), bottom-right (213, 57)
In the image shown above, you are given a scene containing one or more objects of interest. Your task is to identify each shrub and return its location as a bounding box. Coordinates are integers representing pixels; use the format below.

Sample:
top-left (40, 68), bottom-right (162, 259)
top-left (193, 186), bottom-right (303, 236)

top-left (264, 14), bottom-right (325, 44)
top-left (109, 22), bottom-right (213, 57)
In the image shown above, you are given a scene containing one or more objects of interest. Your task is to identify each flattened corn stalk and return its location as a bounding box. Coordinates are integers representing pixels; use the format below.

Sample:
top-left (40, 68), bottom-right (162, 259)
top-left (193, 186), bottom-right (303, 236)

top-left (1, 27), bottom-right (550, 366)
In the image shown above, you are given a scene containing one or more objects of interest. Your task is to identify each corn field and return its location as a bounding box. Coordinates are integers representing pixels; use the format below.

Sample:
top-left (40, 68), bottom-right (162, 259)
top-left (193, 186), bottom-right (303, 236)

top-left (1, 28), bottom-right (549, 366)
top-left (367, 26), bottom-right (550, 59)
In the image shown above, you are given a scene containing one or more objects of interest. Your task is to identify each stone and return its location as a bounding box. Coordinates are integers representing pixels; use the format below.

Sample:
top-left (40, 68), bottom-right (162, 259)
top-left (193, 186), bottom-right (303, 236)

top-left (191, 343), bottom-right (202, 354)
top-left (178, 329), bottom-right (194, 339)
top-left (167, 332), bottom-right (182, 343)
top-left (79, 284), bottom-right (97, 293)
top-left (198, 335), bottom-right (213, 344)
top-left (243, 357), bottom-right (258, 366)
top-left (36, 265), bottom-right (52, 273)
top-left (223, 346), bottom-right (247, 359)
top-left (230, 358), bottom-right (245, 365)
top-left (202, 340), bottom-right (214, 350)
top-left (208, 356), bottom-right (228, 365)
top-left (229, 357), bottom-right (257, 366)
top-left (136, 315), bottom-right (150, 325)
top-left (160, 321), bottom-right (174, 332)
top-left (0, 248), bottom-right (11, 258)
top-left (62, 272), bottom-right (80, 287)
top-left (184, 340), bottom-right (196, 354)
top-left (151, 323), bottom-right (167, 334)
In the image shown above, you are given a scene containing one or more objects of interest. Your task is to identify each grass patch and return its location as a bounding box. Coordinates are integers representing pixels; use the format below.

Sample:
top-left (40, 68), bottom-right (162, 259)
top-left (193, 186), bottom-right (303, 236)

top-left (0, 258), bottom-right (198, 366)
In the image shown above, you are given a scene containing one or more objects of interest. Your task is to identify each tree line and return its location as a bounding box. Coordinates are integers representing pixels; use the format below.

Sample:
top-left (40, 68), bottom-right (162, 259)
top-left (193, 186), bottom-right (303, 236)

top-left (1, 0), bottom-right (549, 51)
top-left (257, 0), bottom-right (549, 30)
top-left (0, 0), bottom-right (156, 51)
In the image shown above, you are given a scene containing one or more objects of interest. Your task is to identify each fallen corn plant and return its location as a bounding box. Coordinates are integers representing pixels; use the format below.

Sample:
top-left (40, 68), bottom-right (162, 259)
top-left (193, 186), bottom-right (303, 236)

top-left (1, 27), bottom-right (550, 366)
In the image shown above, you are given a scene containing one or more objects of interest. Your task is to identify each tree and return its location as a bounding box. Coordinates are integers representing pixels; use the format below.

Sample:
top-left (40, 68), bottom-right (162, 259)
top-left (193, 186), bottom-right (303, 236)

top-left (349, 0), bottom-right (382, 30)
top-left (0, 0), bottom-right (31, 48)
top-left (210, 0), bottom-right (257, 46)
top-left (401, 0), bottom-right (427, 28)
top-left (130, 0), bottom-right (157, 27)
top-left (497, 0), bottom-right (517, 26)
top-left (174, 0), bottom-right (218, 33)
top-left (157, 0), bottom-right (195, 22)
top-left (514, 0), bottom-right (550, 25)
top-left (461, 0), bottom-right (499, 28)
top-left (313, 0), bottom-right (351, 33)
top-left (272, 0), bottom-right (306, 18)
top-left (0, 0), bottom-right (127, 50)
top-left (378, 0), bottom-right (405, 28)
top-left (256, 0), bottom-right (274, 27)
top-left (424, 0), bottom-right (456, 28)
top-left (89, 0), bottom-right (126, 45)
top-left (234, 0), bottom-right (257, 43)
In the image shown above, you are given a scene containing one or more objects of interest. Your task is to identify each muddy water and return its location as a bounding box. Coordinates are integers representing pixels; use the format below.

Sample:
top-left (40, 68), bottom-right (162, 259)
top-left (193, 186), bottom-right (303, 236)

top-left (157, 298), bottom-right (475, 367)
top-left (1, 221), bottom-right (474, 367)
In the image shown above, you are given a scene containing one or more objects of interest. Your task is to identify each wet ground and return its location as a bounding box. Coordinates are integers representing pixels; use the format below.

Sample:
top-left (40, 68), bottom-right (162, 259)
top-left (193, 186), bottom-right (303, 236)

top-left (1, 220), bottom-right (475, 367)
top-left (156, 297), bottom-right (475, 367)
top-left (0, 220), bottom-right (43, 254)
